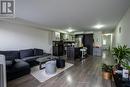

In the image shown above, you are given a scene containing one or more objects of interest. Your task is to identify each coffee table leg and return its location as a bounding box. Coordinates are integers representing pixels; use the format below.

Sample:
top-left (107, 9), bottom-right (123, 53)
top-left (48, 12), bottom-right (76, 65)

top-left (39, 62), bottom-right (45, 70)
top-left (39, 62), bottom-right (42, 70)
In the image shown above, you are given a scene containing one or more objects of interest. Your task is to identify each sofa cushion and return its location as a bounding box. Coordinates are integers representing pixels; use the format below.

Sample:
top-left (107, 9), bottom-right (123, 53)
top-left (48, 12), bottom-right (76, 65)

top-left (13, 59), bottom-right (30, 70)
top-left (6, 59), bottom-right (31, 81)
top-left (20, 49), bottom-right (34, 59)
top-left (34, 48), bottom-right (44, 56)
top-left (7, 59), bottom-right (30, 72)
top-left (0, 51), bottom-right (20, 60)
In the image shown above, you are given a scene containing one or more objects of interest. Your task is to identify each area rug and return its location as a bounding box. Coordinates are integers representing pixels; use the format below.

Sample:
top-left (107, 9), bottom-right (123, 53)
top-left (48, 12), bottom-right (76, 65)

top-left (31, 63), bottom-right (73, 83)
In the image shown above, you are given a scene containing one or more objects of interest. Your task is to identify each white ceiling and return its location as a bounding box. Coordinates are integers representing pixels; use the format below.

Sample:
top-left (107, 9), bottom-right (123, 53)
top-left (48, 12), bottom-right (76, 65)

top-left (15, 0), bottom-right (130, 32)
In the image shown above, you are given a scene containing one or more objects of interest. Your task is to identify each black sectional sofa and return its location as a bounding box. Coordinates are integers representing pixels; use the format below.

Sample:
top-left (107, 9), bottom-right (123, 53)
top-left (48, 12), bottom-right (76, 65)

top-left (0, 48), bottom-right (50, 81)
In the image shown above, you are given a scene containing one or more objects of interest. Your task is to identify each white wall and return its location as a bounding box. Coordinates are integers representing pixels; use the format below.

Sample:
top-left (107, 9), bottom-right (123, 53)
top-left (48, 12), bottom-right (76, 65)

top-left (0, 21), bottom-right (52, 53)
top-left (114, 8), bottom-right (130, 47)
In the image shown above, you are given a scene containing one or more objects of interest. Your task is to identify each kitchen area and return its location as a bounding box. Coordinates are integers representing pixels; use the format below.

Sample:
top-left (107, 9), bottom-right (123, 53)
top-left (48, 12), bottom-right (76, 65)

top-left (52, 31), bottom-right (112, 60)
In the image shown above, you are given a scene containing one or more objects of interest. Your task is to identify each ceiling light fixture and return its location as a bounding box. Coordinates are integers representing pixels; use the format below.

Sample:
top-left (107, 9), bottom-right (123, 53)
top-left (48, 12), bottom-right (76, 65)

top-left (104, 33), bottom-right (112, 36)
top-left (93, 24), bottom-right (104, 29)
top-left (67, 27), bottom-right (73, 32)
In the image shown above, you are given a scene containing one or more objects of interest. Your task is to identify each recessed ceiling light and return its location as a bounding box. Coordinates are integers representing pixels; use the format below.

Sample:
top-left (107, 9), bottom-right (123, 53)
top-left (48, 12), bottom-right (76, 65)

top-left (93, 24), bottom-right (104, 29)
top-left (67, 27), bottom-right (73, 32)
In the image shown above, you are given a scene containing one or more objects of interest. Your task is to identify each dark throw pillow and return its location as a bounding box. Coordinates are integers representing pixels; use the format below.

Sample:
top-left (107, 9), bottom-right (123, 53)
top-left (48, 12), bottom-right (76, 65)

top-left (34, 48), bottom-right (44, 56)
top-left (0, 51), bottom-right (20, 60)
top-left (20, 49), bottom-right (34, 59)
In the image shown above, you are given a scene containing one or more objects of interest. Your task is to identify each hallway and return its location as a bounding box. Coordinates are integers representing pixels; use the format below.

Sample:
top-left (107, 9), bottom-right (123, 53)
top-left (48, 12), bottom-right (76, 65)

top-left (8, 52), bottom-right (115, 87)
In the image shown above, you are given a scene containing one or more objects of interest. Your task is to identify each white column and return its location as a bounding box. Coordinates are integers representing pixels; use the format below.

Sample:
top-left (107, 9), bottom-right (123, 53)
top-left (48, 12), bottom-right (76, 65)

top-left (0, 55), bottom-right (6, 87)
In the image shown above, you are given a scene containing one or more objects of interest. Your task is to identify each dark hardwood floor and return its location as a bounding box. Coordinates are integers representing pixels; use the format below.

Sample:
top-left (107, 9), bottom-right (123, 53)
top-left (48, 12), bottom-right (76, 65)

top-left (7, 51), bottom-right (115, 87)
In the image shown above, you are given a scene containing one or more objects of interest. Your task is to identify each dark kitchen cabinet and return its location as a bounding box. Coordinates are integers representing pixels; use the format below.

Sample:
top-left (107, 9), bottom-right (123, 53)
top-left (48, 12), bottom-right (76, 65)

top-left (67, 47), bottom-right (81, 60)
top-left (53, 41), bottom-right (64, 56)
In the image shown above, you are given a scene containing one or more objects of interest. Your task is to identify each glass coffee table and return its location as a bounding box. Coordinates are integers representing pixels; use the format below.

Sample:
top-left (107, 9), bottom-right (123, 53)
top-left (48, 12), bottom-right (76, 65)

top-left (36, 55), bottom-right (58, 70)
